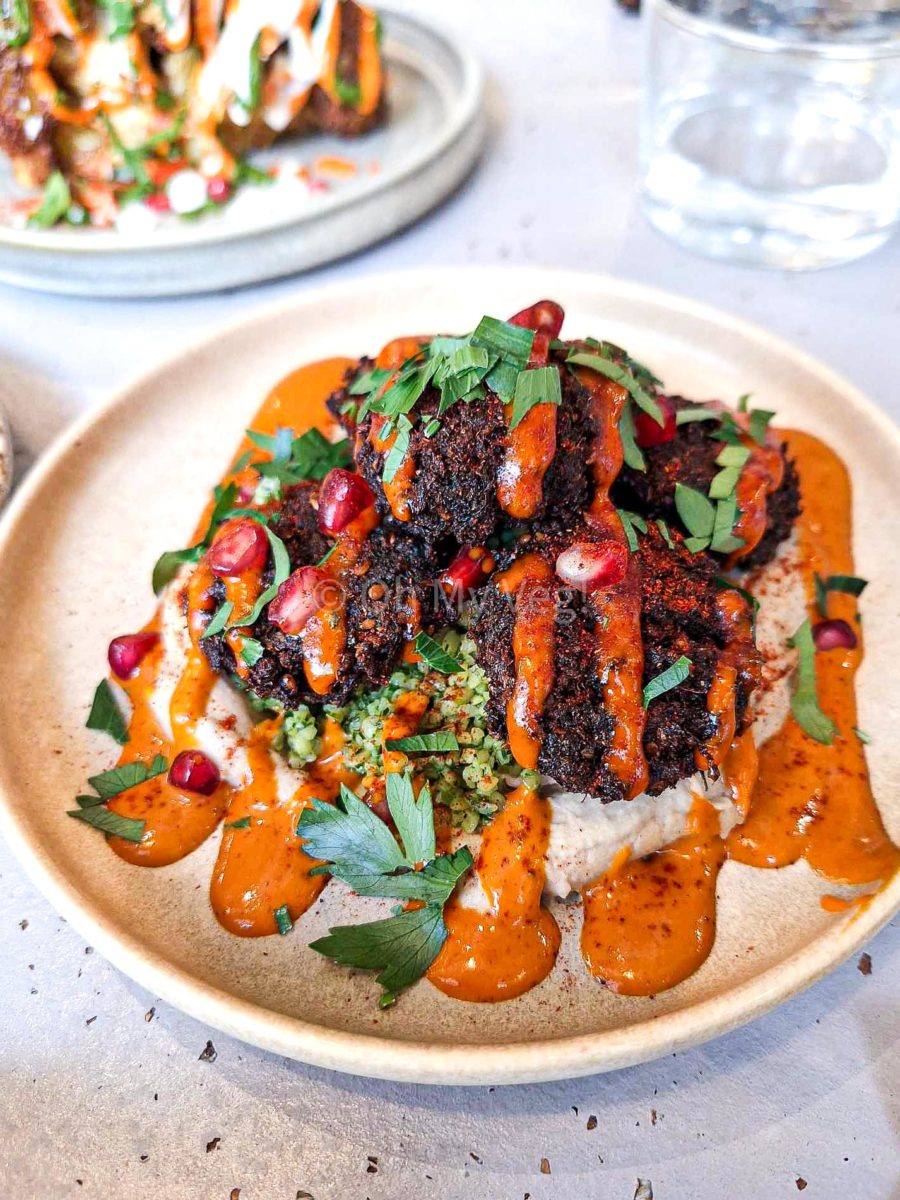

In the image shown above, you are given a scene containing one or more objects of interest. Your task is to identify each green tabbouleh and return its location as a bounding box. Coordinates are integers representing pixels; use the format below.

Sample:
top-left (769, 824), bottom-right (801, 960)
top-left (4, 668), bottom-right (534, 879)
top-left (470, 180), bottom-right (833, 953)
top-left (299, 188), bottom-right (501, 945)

top-left (278, 629), bottom-right (533, 831)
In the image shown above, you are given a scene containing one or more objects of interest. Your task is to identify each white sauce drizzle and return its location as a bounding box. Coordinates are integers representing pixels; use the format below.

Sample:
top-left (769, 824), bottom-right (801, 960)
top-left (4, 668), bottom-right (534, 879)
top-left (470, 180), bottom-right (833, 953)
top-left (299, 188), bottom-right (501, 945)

top-left (195, 0), bottom-right (340, 130)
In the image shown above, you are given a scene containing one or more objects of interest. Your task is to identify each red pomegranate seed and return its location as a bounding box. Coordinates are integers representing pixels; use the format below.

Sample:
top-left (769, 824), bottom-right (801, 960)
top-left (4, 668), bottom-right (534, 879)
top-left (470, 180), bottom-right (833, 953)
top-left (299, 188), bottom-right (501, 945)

top-left (168, 749), bottom-right (220, 796)
top-left (439, 546), bottom-right (494, 598)
top-left (508, 300), bottom-right (565, 339)
top-left (527, 331), bottom-right (551, 368)
top-left (208, 520), bottom-right (268, 577)
top-left (813, 618), bottom-right (857, 652)
top-left (556, 540), bottom-right (628, 592)
top-left (634, 395), bottom-right (677, 449)
top-left (318, 468), bottom-right (376, 535)
top-left (268, 566), bottom-right (328, 634)
top-left (145, 192), bottom-right (171, 214)
top-left (108, 631), bottom-right (160, 679)
top-left (207, 176), bottom-right (231, 204)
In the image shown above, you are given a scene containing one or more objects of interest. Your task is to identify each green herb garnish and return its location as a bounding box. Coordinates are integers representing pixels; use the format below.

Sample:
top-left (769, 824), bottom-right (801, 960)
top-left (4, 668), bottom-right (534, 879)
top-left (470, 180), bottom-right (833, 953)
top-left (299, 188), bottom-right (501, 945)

top-left (201, 601), bottom-right (233, 640)
top-left (675, 483), bottom-right (715, 544)
top-left (414, 631), bottom-right (462, 675)
top-left (240, 638), bottom-right (265, 667)
top-left (273, 904), bottom-right (294, 935)
top-left (508, 366), bottom-right (562, 431)
top-left (674, 482), bottom-right (743, 555)
top-left (384, 732), bottom-right (460, 754)
top-left (642, 656), bottom-right (692, 708)
top-left (675, 406), bottom-right (720, 426)
top-left (298, 775), bottom-right (474, 1004)
top-left (68, 753), bottom-right (168, 845)
top-left (853, 727), bottom-right (872, 745)
top-left (28, 172), bottom-right (71, 230)
top-left (655, 519), bottom-right (675, 550)
top-left (86, 680), bottom-right (129, 746)
top-left (618, 400), bottom-right (646, 472)
top-left (87, 755), bottom-right (168, 800)
top-left (231, 525), bottom-right (291, 629)
top-left (1, 0), bottom-right (30, 47)
top-left (787, 618), bottom-right (836, 745)
top-left (350, 366), bottom-right (392, 397)
top-left (97, 0), bottom-right (135, 38)
top-left (747, 408), bottom-right (776, 446)
top-left (382, 414), bottom-right (413, 484)
top-left (67, 806), bottom-right (146, 844)
top-left (225, 816), bottom-right (252, 830)
top-left (616, 508), bottom-right (648, 553)
top-left (251, 427), bottom-right (351, 484)
top-left (471, 316), bottom-right (534, 367)
top-left (233, 159), bottom-right (275, 188)
top-left (566, 351), bottom-right (664, 427)
top-left (334, 75), bottom-right (363, 107)
top-left (709, 443), bottom-right (751, 500)
top-left (814, 573), bottom-right (868, 618)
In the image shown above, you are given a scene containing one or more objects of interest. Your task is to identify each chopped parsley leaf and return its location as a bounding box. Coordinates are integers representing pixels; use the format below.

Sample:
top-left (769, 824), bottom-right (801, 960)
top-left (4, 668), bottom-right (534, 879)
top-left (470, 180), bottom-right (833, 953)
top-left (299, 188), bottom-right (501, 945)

top-left (616, 508), bottom-right (648, 553)
top-left (298, 776), bottom-right (473, 1003)
top-left (643, 656), bottom-right (692, 708)
top-left (384, 732), bottom-right (460, 754)
top-left (86, 680), bottom-right (129, 746)
top-left (273, 904), bottom-right (294, 935)
top-left (87, 755), bottom-right (168, 799)
top-left (201, 600), bottom-right (234, 640)
top-left (225, 816), bottom-right (252, 830)
top-left (67, 805), bottom-right (146, 844)
top-left (414, 631), bottom-right (462, 675)
top-left (509, 366), bottom-right (562, 430)
top-left (787, 618), bottom-right (836, 745)
top-left (814, 573), bottom-right (868, 618)
top-left (28, 172), bottom-right (72, 230)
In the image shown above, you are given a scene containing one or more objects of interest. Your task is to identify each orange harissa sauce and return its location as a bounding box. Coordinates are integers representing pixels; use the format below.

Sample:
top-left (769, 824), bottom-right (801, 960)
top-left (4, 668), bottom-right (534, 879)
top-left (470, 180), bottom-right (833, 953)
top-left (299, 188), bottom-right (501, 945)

top-left (495, 554), bottom-right (557, 771)
top-left (727, 430), bottom-right (899, 886)
top-left (428, 786), bottom-right (561, 1002)
top-left (580, 430), bottom-right (897, 996)
top-left (107, 359), bottom-right (352, 902)
top-left (581, 796), bottom-right (726, 995)
top-left (211, 718), bottom-right (357, 936)
top-left (578, 371), bottom-right (649, 798)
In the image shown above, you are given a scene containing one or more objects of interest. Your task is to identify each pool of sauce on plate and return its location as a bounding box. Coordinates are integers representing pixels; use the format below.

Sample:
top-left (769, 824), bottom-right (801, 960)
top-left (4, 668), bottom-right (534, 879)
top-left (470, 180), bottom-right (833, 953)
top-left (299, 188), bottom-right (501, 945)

top-left (107, 358), bottom-right (353, 894)
top-left (580, 431), bottom-right (897, 996)
top-left (102, 355), bottom-right (897, 1002)
top-left (727, 430), bottom-right (899, 887)
top-left (427, 785), bottom-right (561, 1002)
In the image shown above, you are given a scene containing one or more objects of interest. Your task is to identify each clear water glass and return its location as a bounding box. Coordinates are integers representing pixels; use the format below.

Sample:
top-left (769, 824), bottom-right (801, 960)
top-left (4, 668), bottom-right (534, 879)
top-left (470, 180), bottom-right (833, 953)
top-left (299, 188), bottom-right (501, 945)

top-left (639, 0), bottom-right (900, 269)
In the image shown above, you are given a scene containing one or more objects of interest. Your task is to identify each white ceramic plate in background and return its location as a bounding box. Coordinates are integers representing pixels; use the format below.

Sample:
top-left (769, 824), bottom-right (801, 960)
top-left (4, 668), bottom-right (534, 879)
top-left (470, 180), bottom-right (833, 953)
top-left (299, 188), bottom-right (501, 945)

top-left (0, 13), bottom-right (485, 298)
top-left (0, 268), bottom-right (897, 1085)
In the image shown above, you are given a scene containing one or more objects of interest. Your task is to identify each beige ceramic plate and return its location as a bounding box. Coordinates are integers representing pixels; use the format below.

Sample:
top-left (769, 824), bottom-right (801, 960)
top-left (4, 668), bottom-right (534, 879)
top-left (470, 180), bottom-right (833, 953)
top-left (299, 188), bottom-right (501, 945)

top-left (0, 268), bottom-right (898, 1085)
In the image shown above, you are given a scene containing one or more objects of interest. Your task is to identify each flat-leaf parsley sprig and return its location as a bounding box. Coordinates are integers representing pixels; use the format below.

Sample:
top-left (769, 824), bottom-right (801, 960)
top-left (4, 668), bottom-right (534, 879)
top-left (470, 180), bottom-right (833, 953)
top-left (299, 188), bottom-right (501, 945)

top-left (297, 773), bottom-right (473, 1007)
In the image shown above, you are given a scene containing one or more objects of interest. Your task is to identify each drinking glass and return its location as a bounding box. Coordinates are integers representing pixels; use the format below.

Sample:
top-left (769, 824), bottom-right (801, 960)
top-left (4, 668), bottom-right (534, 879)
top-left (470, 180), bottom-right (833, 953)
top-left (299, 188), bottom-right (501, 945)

top-left (639, 1), bottom-right (900, 269)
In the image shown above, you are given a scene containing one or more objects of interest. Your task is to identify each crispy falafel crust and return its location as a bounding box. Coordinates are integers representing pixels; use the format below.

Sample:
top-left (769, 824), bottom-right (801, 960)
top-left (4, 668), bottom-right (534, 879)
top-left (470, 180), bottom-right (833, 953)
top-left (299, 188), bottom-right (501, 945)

top-left (328, 354), bottom-right (598, 546)
top-left (201, 482), bottom-right (437, 709)
top-left (469, 524), bottom-right (757, 801)
top-left (613, 397), bottom-right (801, 570)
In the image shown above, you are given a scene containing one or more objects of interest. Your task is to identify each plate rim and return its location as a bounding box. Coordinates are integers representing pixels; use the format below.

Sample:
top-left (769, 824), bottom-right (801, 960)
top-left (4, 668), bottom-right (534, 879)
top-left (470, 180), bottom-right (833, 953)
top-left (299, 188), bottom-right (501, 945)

top-left (1, 265), bottom-right (898, 1086)
top-left (0, 8), bottom-right (485, 257)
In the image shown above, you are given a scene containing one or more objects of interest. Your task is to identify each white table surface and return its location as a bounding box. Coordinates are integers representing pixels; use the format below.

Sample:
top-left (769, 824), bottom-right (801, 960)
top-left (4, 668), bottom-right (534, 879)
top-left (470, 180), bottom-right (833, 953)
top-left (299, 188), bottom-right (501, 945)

top-left (1, 3), bottom-right (897, 1197)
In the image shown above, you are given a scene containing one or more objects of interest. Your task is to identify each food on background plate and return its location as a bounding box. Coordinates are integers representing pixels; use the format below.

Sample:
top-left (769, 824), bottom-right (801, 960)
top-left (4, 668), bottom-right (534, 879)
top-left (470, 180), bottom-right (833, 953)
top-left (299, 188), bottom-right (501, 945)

top-left (75, 300), bottom-right (898, 1008)
top-left (0, 0), bottom-right (385, 229)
